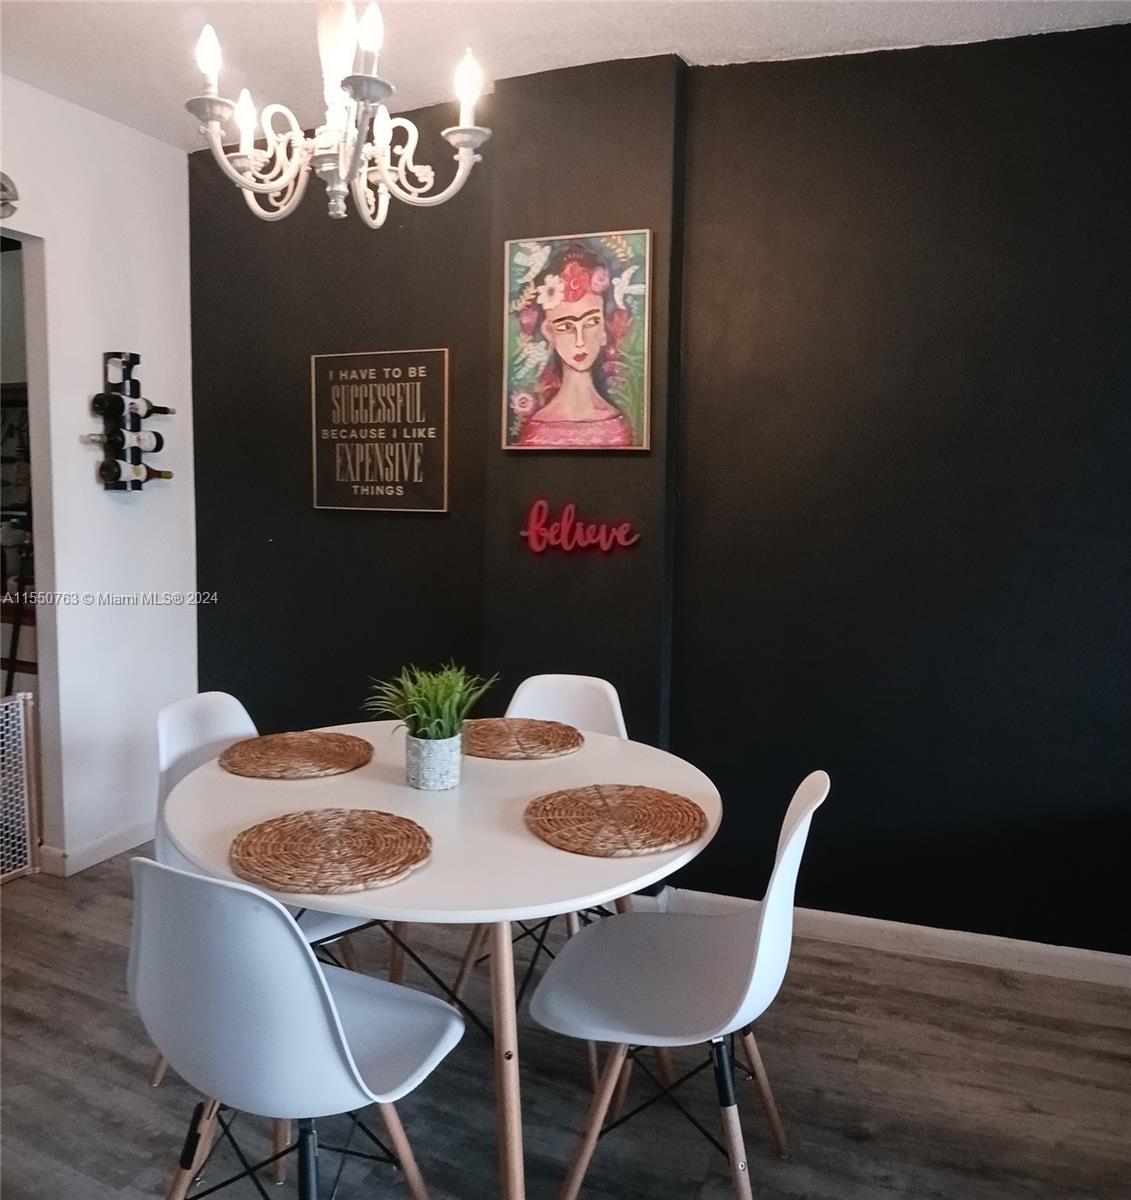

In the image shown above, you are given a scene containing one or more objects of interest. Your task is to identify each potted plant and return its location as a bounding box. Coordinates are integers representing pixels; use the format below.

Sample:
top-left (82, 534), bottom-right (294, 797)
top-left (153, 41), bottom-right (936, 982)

top-left (363, 663), bottom-right (496, 791)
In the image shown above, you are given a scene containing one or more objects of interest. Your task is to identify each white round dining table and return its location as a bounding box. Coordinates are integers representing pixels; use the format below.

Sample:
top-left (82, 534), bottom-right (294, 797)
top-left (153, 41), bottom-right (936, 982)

top-left (164, 719), bottom-right (722, 1200)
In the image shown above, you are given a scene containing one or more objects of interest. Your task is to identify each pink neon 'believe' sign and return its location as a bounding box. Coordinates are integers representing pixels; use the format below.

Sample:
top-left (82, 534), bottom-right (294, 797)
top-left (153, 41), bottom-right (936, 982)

top-left (520, 499), bottom-right (640, 554)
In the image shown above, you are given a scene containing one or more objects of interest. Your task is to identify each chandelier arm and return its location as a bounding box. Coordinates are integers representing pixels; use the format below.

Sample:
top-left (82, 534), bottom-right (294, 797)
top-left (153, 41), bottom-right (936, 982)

top-left (259, 104), bottom-right (308, 182)
top-left (249, 133), bottom-right (303, 187)
top-left (241, 162), bottom-right (313, 222)
top-left (350, 171), bottom-right (391, 230)
top-left (386, 118), bottom-right (433, 196)
top-left (368, 148), bottom-right (478, 208)
top-left (203, 123), bottom-right (308, 195)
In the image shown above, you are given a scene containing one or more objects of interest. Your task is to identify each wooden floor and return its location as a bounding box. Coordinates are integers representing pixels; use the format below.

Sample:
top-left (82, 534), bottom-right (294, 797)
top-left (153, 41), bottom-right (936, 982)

top-left (2, 851), bottom-right (1128, 1200)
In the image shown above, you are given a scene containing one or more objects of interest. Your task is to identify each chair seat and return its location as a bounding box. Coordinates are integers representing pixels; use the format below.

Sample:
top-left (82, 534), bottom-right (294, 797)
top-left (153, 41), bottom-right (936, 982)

top-left (530, 911), bottom-right (758, 1048)
top-left (324, 965), bottom-right (464, 1103)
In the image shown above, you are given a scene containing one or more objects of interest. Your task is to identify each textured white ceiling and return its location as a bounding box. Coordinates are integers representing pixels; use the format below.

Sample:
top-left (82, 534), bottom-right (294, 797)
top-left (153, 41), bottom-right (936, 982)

top-left (3, 1), bottom-right (1130, 150)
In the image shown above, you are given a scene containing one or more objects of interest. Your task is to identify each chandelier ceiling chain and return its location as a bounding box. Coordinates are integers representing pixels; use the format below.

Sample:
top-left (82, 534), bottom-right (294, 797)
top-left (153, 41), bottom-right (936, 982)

top-left (184, 1), bottom-right (490, 227)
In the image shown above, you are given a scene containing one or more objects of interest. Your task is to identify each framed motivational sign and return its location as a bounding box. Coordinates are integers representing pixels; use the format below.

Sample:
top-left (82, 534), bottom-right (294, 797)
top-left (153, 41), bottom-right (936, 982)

top-left (311, 348), bottom-right (449, 512)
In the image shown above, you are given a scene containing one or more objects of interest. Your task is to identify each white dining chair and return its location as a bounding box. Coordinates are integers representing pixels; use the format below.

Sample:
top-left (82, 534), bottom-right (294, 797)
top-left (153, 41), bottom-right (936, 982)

top-left (150, 692), bottom-right (368, 1088)
top-left (130, 857), bottom-right (463, 1200)
top-left (529, 770), bottom-right (831, 1200)
top-left (505, 673), bottom-right (629, 738)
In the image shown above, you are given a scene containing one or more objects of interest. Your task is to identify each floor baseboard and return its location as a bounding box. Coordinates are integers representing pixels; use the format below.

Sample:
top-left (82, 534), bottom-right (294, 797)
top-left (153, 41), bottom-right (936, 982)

top-left (794, 905), bottom-right (1130, 989)
top-left (38, 818), bottom-right (154, 877)
top-left (635, 888), bottom-right (1130, 989)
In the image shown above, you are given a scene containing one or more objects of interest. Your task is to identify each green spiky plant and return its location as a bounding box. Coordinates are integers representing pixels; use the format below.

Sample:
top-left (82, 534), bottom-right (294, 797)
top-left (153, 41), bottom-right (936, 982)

top-left (363, 663), bottom-right (497, 740)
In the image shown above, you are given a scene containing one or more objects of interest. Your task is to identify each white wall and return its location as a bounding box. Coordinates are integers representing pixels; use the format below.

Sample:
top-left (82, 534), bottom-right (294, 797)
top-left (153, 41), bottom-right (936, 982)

top-left (1, 76), bottom-right (196, 873)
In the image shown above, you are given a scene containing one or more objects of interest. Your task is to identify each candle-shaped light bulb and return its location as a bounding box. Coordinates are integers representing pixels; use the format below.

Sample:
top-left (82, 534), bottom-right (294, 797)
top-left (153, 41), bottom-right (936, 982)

top-left (318, 0), bottom-right (358, 112)
top-left (454, 48), bottom-right (483, 127)
top-left (236, 88), bottom-right (257, 155)
top-left (195, 24), bottom-right (222, 95)
top-left (354, 3), bottom-right (383, 75)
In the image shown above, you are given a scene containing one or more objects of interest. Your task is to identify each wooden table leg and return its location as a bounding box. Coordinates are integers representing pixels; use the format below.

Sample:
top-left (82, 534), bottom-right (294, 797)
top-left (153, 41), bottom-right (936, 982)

top-left (489, 920), bottom-right (525, 1200)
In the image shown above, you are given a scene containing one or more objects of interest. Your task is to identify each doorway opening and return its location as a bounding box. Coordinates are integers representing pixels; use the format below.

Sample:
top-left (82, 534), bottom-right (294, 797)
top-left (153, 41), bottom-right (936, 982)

top-left (1, 230), bottom-right (43, 881)
top-left (2, 234), bottom-right (36, 694)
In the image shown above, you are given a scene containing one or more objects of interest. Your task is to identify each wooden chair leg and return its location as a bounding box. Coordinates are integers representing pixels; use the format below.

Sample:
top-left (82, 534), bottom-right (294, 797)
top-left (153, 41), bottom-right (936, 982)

top-left (195, 1100), bottom-right (220, 1176)
top-left (600, 896), bottom-right (640, 1119)
top-left (272, 1118), bottom-right (291, 1185)
top-left (166, 1098), bottom-right (219, 1200)
top-left (741, 1028), bottom-right (789, 1159)
top-left (655, 1047), bottom-right (677, 1089)
top-left (452, 923), bottom-right (488, 1001)
top-left (565, 912), bottom-right (600, 1091)
top-left (582, 1041), bottom-right (601, 1092)
top-left (150, 1052), bottom-right (169, 1088)
top-left (339, 935), bottom-right (360, 972)
top-left (560, 1043), bottom-right (628, 1200)
top-left (379, 1102), bottom-right (431, 1200)
top-left (388, 922), bottom-right (408, 984)
top-left (608, 1055), bottom-right (634, 1124)
top-left (712, 1041), bottom-right (754, 1200)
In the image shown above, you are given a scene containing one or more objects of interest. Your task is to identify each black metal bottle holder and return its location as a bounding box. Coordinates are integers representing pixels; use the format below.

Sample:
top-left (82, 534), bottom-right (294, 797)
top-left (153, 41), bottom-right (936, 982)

top-left (91, 351), bottom-right (172, 490)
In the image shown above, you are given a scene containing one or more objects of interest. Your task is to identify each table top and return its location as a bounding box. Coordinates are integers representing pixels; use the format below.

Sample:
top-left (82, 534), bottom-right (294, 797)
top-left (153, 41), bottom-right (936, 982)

top-left (163, 720), bottom-right (722, 924)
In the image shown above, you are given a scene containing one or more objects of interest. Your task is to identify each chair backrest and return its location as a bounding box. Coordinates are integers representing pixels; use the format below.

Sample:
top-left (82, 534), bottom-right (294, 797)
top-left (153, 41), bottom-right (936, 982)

top-left (129, 857), bottom-right (373, 1119)
top-left (155, 692), bottom-right (257, 866)
top-left (157, 691), bottom-right (257, 804)
top-left (727, 770), bottom-right (830, 1031)
top-left (506, 674), bottom-right (628, 738)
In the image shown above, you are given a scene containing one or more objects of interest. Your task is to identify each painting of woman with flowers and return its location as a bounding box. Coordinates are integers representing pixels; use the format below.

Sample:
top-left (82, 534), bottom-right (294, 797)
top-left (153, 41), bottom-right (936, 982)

top-left (503, 229), bottom-right (650, 450)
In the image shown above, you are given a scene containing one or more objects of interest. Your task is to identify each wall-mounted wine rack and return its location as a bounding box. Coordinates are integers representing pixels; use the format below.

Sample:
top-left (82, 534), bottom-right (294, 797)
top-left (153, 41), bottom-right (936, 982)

top-left (84, 352), bottom-right (175, 491)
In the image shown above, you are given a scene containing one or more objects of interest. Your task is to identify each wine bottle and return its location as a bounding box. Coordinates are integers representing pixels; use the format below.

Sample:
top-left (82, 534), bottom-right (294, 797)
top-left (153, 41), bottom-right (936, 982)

top-left (98, 461), bottom-right (174, 484)
top-left (82, 430), bottom-right (165, 452)
top-left (91, 392), bottom-right (176, 418)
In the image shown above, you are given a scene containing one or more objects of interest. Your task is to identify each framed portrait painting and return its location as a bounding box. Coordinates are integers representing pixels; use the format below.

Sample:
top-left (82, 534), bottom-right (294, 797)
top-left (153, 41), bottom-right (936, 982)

top-left (502, 228), bottom-right (651, 451)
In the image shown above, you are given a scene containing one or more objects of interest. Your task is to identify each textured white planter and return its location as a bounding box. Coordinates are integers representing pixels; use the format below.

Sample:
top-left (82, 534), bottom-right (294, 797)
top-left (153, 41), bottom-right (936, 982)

top-left (405, 732), bottom-right (462, 791)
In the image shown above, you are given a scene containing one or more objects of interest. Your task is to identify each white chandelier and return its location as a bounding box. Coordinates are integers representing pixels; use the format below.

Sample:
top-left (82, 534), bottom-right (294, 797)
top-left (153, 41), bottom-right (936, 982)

top-left (185, 1), bottom-right (490, 227)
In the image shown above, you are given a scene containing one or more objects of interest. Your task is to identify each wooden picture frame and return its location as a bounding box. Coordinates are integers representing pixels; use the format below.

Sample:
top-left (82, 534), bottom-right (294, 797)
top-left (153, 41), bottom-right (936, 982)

top-left (311, 348), bottom-right (449, 512)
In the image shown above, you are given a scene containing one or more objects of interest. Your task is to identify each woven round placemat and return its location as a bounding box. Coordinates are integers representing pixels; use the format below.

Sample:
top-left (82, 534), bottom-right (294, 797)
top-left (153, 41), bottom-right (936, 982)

top-left (229, 808), bottom-right (431, 894)
top-left (524, 784), bottom-right (707, 858)
top-left (464, 717), bottom-right (584, 760)
top-left (219, 732), bottom-right (373, 780)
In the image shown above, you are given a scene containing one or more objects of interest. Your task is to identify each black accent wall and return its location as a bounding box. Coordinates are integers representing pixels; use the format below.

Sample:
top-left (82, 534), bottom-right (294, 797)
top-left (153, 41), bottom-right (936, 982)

top-left (193, 25), bottom-right (1131, 953)
top-left (670, 27), bottom-right (1131, 954)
